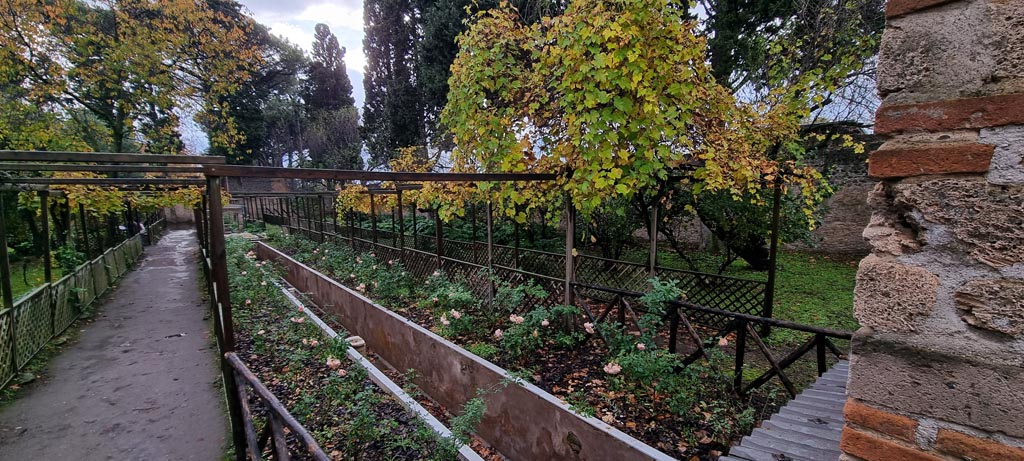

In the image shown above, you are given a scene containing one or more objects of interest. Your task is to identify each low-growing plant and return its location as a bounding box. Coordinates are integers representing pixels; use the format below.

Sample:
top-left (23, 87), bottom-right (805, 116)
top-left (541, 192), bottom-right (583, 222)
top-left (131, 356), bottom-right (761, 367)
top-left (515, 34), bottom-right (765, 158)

top-left (499, 305), bottom-right (585, 361)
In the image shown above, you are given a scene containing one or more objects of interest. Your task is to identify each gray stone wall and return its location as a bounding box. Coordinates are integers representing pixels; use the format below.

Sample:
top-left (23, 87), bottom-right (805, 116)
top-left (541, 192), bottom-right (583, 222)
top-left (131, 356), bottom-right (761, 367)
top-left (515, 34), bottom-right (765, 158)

top-left (841, 0), bottom-right (1024, 460)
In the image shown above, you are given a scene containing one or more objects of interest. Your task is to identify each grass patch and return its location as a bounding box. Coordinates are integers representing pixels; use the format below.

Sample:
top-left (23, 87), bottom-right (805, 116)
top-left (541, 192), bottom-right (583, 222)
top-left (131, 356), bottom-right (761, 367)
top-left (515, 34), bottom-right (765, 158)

top-left (9, 258), bottom-right (63, 301)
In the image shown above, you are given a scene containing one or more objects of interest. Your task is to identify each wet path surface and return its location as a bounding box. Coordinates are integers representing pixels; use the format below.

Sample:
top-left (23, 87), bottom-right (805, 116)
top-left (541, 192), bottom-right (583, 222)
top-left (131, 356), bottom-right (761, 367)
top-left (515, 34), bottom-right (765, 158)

top-left (0, 229), bottom-right (227, 461)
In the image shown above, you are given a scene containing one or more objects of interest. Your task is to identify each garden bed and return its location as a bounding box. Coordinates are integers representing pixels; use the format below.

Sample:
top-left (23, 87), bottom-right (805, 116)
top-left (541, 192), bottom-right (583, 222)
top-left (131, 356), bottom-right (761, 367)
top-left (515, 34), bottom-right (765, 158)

top-left (257, 231), bottom-right (786, 460)
top-left (227, 237), bottom-right (488, 461)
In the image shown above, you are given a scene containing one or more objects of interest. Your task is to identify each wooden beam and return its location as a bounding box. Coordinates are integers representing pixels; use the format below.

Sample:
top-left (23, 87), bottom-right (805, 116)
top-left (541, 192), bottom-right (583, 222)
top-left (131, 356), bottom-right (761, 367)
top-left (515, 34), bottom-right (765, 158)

top-left (0, 150), bottom-right (226, 164)
top-left (202, 164), bottom-right (557, 182)
top-left (0, 164), bottom-right (204, 173)
top-left (0, 178), bottom-right (205, 186)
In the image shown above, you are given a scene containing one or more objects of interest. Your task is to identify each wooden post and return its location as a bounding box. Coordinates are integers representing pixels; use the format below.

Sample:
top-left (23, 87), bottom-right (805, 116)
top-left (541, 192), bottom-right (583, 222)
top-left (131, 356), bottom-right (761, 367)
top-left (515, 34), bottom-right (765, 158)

top-left (564, 193), bottom-right (576, 306)
top-left (734, 320), bottom-right (748, 392)
top-left (40, 191), bottom-right (52, 283)
top-left (206, 177), bottom-right (247, 460)
top-left (649, 204), bottom-right (658, 276)
top-left (762, 178), bottom-right (783, 336)
top-left (396, 190), bottom-right (405, 250)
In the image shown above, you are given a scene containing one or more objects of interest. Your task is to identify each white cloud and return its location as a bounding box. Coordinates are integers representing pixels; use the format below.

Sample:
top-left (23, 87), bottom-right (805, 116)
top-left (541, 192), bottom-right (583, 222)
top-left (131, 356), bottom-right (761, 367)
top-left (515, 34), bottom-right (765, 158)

top-left (245, 1), bottom-right (368, 74)
top-left (295, 3), bottom-right (363, 32)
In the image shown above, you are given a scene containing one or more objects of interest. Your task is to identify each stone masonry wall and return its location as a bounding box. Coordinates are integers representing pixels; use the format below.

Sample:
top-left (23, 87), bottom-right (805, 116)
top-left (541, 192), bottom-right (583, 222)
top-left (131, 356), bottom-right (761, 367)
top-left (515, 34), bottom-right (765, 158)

top-left (843, 1), bottom-right (1024, 461)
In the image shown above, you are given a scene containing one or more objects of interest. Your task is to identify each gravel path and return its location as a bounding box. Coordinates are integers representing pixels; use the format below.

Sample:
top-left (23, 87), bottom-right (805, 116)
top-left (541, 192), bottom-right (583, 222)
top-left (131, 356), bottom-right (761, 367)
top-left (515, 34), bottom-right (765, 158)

top-left (0, 228), bottom-right (227, 461)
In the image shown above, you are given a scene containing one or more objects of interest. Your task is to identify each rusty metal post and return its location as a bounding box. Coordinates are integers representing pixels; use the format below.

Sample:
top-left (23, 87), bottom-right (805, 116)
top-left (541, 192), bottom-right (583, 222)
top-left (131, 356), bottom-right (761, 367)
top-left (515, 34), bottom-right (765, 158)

top-left (1, 194), bottom-right (15, 376)
top-left (762, 178), bottom-right (783, 336)
top-left (564, 193), bottom-right (576, 306)
top-left (331, 195), bottom-right (338, 237)
top-left (434, 209), bottom-right (444, 270)
top-left (411, 202), bottom-right (418, 250)
top-left (513, 206), bottom-right (521, 269)
top-left (369, 193), bottom-right (378, 245)
top-left (486, 200), bottom-right (495, 303)
top-left (206, 176), bottom-right (247, 460)
top-left (649, 204), bottom-right (658, 277)
top-left (0, 195), bottom-right (14, 310)
top-left (396, 190), bottom-right (405, 250)
top-left (79, 203), bottom-right (91, 258)
top-left (39, 191), bottom-right (52, 283)
top-left (348, 209), bottom-right (356, 250)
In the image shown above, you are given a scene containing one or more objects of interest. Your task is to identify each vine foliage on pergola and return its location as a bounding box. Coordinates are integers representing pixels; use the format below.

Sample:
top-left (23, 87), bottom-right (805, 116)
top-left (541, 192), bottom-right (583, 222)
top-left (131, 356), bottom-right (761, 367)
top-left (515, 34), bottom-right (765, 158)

top-left (431, 0), bottom-right (854, 225)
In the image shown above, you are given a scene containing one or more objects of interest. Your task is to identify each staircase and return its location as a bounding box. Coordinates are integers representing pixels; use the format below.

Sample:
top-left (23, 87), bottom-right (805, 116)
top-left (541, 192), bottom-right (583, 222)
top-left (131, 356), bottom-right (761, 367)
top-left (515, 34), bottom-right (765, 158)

top-left (721, 361), bottom-right (849, 461)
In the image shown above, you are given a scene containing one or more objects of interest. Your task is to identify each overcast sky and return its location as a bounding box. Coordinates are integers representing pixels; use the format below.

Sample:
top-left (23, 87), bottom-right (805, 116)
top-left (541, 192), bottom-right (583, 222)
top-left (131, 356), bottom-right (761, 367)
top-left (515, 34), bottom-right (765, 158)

top-left (239, 0), bottom-right (367, 110)
top-left (182, 1), bottom-right (367, 152)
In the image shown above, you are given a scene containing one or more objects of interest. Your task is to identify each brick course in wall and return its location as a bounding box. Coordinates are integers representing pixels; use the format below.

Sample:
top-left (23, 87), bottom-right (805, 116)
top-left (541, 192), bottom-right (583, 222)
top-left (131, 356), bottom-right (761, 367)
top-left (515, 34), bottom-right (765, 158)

top-left (849, 0), bottom-right (1024, 459)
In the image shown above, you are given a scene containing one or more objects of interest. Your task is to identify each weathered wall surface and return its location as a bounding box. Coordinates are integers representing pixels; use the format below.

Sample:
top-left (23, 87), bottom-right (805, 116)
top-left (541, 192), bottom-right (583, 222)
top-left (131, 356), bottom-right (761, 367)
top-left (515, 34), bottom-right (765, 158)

top-left (842, 1), bottom-right (1024, 460)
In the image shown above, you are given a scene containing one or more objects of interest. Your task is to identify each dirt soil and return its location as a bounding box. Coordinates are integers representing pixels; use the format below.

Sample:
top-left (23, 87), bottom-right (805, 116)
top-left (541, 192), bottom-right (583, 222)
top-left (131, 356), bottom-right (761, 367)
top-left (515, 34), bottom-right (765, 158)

top-left (0, 228), bottom-right (228, 461)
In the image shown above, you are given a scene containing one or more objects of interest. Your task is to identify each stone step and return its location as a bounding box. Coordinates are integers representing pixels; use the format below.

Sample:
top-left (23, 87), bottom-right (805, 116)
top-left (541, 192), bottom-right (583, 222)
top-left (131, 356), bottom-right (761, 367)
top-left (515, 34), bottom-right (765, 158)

top-left (763, 416), bottom-right (842, 442)
top-left (727, 445), bottom-right (817, 461)
top-left (727, 361), bottom-right (848, 461)
top-left (786, 398), bottom-right (845, 416)
top-left (791, 394), bottom-right (846, 411)
top-left (742, 431), bottom-right (841, 461)
top-left (802, 388), bottom-right (847, 400)
top-left (770, 412), bottom-right (845, 433)
top-left (779, 406), bottom-right (845, 426)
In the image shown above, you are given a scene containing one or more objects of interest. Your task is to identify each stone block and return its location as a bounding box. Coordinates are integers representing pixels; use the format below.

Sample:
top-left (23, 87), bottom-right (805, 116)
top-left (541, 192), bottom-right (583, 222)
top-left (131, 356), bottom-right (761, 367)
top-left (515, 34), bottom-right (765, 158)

top-left (878, 0), bottom-right (995, 105)
top-left (955, 279), bottom-right (1024, 337)
top-left (868, 143), bottom-right (994, 178)
top-left (844, 399), bottom-right (919, 442)
top-left (886, 0), bottom-right (959, 18)
top-left (840, 428), bottom-right (944, 461)
top-left (934, 429), bottom-right (1024, 461)
top-left (854, 255), bottom-right (938, 332)
top-left (847, 335), bottom-right (1024, 438)
top-left (878, 0), bottom-right (1024, 107)
top-left (876, 94), bottom-right (1024, 135)
top-left (892, 177), bottom-right (1024, 267)
top-left (980, 125), bottom-right (1024, 186)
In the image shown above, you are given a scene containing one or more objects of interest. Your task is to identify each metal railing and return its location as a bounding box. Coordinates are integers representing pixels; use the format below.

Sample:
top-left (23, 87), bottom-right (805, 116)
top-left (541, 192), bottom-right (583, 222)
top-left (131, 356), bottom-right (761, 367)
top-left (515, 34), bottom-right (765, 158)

top-left (571, 281), bottom-right (851, 397)
top-left (224, 352), bottom-right (331, 461)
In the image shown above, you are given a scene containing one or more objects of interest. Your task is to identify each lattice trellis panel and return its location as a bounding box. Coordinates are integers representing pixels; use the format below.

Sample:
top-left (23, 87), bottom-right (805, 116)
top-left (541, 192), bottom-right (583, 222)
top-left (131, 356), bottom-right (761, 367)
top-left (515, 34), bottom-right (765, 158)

top-left (518, 250), bottom-right (565, 279)
top-left (575, 256), bottom-right (650, 294)
top-left (400, 248), bottom-right (439, 280)
top-left (493, 266), bottom-right (565, 310)
top-left (14, 287), bottom-right (51, 368)
top-left (440, 259), bottom-right (491, 299)
top-left (92, 259), bottom-right (109, 297)
top-left (73, 263), bottom-right (97, 308)
top-left (412, 234), bottom-right (437, 252)
top-left (661, 268), bottom-right (767, 324)
top-left (112, 246), bottom-right (127, 277)
top-left (51, 276), bottom-right (76, 334)
top-left (0, 310), bottom-right (13, 385)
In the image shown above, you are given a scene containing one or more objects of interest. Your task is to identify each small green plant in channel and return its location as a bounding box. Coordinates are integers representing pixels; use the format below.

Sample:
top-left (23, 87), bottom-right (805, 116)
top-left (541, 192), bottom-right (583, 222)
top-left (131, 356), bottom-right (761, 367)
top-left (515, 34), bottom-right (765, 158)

top-left (465, 342), bottom-right (498, 360)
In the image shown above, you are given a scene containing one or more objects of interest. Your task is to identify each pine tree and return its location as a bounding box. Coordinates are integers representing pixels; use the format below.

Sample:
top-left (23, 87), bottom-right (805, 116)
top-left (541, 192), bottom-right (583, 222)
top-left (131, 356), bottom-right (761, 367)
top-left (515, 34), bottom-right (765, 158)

top-left (304, 24), bottom-right (361, 169)
top-left (362, 0), bottom-right (425, 167)
top-left (308, 23), bottom-right (355, 110)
